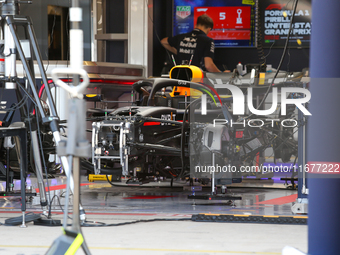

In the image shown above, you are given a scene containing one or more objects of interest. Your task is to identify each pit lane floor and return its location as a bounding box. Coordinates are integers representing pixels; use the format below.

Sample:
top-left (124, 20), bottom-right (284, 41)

top-left (0, 174), bottom-right (307, 255)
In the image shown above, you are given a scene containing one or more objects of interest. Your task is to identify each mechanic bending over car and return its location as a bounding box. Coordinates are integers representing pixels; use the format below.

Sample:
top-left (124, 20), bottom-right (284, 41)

top-left (161, 14), bottom-right (228, 73)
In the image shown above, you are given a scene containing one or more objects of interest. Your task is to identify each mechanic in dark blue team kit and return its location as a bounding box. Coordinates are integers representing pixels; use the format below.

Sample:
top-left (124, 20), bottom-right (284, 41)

top-left (161, 14), bottom-right (224, 73)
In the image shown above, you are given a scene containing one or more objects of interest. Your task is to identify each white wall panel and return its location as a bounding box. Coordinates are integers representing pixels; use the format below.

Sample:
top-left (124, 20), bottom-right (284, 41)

top-left (128, 0), bottom-right (152, 76)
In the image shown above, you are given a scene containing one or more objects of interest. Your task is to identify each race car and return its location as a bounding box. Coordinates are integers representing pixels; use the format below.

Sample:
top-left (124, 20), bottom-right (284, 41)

top-left (89, 64), bottom-right (308, 185)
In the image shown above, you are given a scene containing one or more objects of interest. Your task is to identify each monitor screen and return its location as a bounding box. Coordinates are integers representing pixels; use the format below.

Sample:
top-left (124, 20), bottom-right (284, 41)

top-left (260, 0), bottom-right (311, 48)
top-left (173, 0), bottom-right (256, 47)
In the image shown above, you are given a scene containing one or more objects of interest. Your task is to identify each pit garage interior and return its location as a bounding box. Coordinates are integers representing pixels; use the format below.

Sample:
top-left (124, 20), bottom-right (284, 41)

top-left (0, 0), bottom-right (339, 255)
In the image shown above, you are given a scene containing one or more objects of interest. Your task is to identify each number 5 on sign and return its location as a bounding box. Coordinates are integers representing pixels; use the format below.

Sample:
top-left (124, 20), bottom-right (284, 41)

top-left (220, 12), bottom-right (226, 20)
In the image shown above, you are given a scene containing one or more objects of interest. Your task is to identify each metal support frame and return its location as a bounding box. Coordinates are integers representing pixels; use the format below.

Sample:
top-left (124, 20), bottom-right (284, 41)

top-left (4, 15), bottom-right (58, 119)
top-left (188, 151), bottom-right (242, 203)
top-left (291, 98), bottom-right (308, 214)
top-left (0, 2), bottom-right (87, 220)
top-left (91, 121), bottom-right (127, 175)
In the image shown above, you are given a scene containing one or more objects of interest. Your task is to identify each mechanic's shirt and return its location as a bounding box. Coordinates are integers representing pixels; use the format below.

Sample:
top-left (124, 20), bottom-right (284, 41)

top-left (168, 28), bottom-right (215, 69)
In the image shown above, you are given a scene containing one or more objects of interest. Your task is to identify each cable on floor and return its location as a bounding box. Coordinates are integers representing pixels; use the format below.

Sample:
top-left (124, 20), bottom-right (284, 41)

top-left (50, 194), bottom-right (72, 220)
top-left (81, 218), bottom-right (191, 227)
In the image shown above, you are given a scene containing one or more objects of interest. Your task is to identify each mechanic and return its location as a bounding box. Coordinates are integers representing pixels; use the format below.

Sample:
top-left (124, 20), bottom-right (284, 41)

top-left (161, 14), bottom-right (225, 73)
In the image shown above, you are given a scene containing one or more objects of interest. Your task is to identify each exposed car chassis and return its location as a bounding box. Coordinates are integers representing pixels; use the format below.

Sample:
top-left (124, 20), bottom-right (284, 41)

top-left (89, 66), bottom-right (308, 185)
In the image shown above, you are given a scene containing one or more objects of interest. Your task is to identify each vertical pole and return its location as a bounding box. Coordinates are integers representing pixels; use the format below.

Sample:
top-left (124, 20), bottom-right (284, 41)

top-left (71, 0), bottom-right (80, 86)
top-left (211, 152), bottom-right (215, 195)
top-left (68, 0), bottom-right (87, 221)
top-left (308, 1), bottom-right (340, 254)
top-left (72, 157), bottom-right (80, 228)
top-left (69, 2), bottom-right (91, 254)
top-left (297, 109), bottom-right (307, 199)
top-left (6, 147), bottom-right (10, 193)
top-left (31, 130), bottom-right (48, 215)
top-left (19, 130), bottom-right (27, 228)
top-left (69, 0), bottom-right (81, 222)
